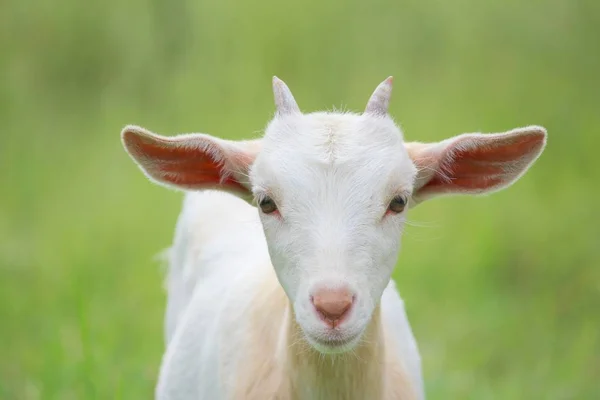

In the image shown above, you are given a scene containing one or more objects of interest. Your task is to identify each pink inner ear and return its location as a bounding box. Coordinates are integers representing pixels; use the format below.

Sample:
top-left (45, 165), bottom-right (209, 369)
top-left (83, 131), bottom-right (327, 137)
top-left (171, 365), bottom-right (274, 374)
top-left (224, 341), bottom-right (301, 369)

top-left (126, 130), bottom-right (249, 193)
top-left (155, 157), bottom-right (248, 192)
top-left (421, 133), bottom-right (543, 194)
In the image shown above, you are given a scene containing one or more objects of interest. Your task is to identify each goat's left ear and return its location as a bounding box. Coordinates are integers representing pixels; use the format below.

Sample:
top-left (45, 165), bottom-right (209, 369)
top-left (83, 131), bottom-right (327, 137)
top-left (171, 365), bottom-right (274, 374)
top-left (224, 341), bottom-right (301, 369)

top-left (406, 126), bottom-right (547, 205)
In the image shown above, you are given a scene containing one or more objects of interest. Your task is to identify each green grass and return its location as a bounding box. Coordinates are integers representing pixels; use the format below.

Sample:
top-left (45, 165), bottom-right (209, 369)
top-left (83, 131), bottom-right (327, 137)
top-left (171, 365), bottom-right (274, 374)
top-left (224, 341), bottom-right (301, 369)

top-left (1, 0), bottom-right (599, 398)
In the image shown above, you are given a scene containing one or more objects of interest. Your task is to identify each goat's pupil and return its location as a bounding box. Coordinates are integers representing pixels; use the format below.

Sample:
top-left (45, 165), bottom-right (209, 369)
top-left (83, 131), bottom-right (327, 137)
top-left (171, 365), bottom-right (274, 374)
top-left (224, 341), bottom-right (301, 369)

top-left (388, 196), bottom-right (406, 213)
top-left (259, 197), bottom-right (278, 214)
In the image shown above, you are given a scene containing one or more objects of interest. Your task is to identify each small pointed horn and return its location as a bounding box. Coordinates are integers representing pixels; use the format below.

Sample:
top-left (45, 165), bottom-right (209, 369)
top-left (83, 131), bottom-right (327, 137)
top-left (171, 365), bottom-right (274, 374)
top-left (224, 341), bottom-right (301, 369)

top-left (364, 76), bottom-right (394, 116)
top-left (272, 76), bottom-right (300, 115)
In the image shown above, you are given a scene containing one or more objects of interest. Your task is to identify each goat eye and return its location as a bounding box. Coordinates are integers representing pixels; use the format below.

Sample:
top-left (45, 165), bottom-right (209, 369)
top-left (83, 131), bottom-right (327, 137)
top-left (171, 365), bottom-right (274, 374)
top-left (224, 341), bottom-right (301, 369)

top-left (259, 196), bottom-right (278, 214)
top-left (388, 195), bottom-right (407, 214)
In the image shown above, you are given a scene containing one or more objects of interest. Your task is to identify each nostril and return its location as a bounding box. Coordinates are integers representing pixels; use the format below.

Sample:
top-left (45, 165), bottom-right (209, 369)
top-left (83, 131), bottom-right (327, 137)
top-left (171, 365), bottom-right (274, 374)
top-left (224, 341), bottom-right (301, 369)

top-left (311, 287), bottom-right (355, 327)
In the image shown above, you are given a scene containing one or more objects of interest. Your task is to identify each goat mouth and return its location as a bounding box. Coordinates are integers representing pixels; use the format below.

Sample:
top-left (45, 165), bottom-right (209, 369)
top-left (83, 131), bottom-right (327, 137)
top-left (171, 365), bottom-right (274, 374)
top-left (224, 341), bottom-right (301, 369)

top-left (306, 332), bottom-right (361, 353)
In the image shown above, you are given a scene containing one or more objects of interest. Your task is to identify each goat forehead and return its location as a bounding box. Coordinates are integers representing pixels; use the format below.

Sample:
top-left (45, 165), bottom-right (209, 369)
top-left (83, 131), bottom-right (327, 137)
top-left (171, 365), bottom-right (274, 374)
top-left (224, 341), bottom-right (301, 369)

top-left (262, 112), bottom-right (405, 160)
top-left (253, 112), bottom-right (415, 190)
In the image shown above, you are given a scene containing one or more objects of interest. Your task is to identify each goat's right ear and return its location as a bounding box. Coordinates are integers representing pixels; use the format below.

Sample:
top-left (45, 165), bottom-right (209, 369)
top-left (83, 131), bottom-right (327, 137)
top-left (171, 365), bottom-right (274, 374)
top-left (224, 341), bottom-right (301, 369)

top-left (121, 125), bottom-right (260, 199)
top-left (405, 126), bottom-right (547, 206)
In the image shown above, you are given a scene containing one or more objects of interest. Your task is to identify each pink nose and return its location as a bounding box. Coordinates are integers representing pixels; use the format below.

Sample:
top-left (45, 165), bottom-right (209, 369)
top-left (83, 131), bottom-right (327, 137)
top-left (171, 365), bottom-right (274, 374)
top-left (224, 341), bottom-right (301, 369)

top-left (311, 287), bottom-right (354, 328)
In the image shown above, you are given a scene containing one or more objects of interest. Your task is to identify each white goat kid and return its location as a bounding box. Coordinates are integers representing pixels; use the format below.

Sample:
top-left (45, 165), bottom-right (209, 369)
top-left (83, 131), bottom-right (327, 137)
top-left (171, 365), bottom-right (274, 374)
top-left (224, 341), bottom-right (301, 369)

top-left (121, 77), bottom-right (547, 400)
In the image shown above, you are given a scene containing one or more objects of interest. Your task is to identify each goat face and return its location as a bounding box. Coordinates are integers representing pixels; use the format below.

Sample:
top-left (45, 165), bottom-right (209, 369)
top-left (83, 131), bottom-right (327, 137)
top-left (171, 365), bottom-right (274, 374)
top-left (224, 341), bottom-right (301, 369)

top-left (250, 108), bottom-right (415, 353)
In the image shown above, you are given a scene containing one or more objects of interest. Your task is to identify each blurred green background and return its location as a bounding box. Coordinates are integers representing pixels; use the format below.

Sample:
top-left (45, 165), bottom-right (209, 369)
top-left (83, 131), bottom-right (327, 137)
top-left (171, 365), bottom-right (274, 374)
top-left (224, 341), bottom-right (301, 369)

top-left (1, 0), bottom-right (599, 398)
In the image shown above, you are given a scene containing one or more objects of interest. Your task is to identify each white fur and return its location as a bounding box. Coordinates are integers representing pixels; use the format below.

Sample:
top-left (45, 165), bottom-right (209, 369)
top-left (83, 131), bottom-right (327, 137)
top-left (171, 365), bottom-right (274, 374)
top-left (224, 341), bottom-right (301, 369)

top-left (156, 111), bottom-right (425, 399)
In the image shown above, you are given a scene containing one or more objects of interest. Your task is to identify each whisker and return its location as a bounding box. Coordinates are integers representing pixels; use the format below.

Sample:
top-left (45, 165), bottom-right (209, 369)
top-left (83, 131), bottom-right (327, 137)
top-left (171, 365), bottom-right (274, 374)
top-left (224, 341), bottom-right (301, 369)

top-left (404, 218), bottom-right (439, 229)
